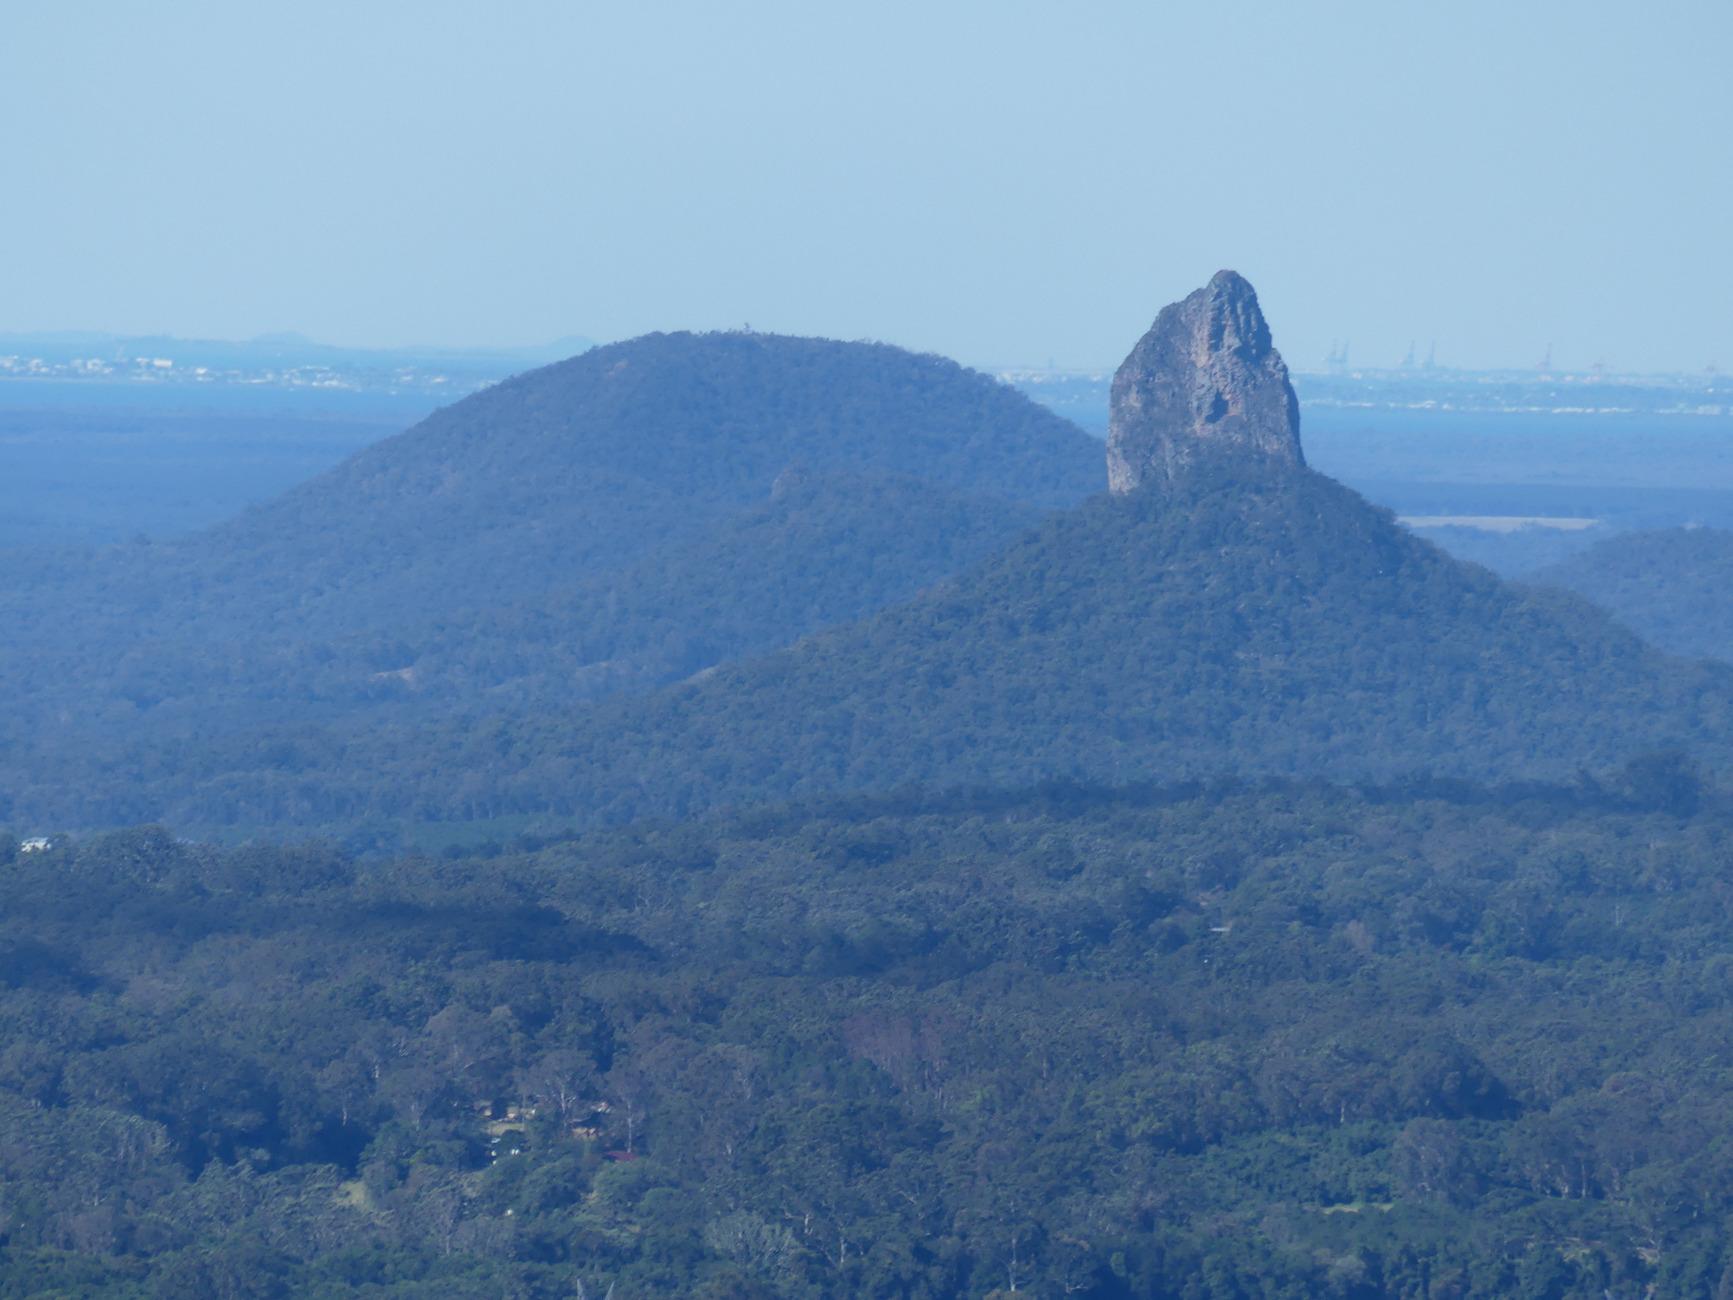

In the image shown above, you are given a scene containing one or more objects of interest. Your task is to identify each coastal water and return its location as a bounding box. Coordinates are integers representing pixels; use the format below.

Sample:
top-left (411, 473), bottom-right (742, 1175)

top-left (0, 381), bottom-right (439, 548)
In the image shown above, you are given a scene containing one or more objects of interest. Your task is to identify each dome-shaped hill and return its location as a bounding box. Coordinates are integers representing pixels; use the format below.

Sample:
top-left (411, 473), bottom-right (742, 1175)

top-left (190, 331), bottom-right (1102, 628)
top-left (0, 333), bottom-right (1100, 640)
top-left (343, 330), bottom-right (1102, 507)
top-left (0, 332), bottom-right (1101, 803)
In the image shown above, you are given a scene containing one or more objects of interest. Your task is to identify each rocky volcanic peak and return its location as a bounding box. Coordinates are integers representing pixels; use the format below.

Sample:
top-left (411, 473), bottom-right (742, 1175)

top-left (1107, 270), bottom-right (1303, 493)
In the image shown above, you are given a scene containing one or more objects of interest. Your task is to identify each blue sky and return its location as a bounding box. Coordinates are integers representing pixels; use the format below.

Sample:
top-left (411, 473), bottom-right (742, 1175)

top-left (3, 0), bottom-right (1727, 371)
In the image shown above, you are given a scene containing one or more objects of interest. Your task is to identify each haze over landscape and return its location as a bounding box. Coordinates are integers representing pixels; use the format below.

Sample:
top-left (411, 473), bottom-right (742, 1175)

top-left (3, 3), bottom-right (1733, 1297)
top-left (4, 0), bottom-right (1730, 373)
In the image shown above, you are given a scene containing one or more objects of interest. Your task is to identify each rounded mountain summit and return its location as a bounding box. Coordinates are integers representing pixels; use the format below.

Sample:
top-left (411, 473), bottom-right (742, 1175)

top-left (0, 329), bottom-right (1113, 833)
top-left (223, 333), bottom-right (1101, 608)
top-left (68, 332), bottom-right (1107, 635)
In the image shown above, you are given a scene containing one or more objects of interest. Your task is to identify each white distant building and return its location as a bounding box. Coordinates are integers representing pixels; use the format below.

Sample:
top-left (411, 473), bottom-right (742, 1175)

top-left (19, 837), bottom-right (52, 853)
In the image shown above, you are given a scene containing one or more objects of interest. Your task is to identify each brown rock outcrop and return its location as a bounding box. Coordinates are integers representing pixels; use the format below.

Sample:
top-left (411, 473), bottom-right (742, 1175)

top-left (1107, 270), bottom-right (1303, 493)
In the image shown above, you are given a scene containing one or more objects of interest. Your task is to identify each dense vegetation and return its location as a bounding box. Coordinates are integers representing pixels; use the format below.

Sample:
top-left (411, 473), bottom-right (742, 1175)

top-left (382, 468), bottom-right (1042, 708)
top-left (17, 461), bottom-right (1728, 838)
top-left (1533, 527), bottom-right (1733, 663)
top-left (0, 334), bottom-right (1097, 832)
top-left (0, 468), bottom-right (1042, 739)
top-left (5, 768), bottom-right (1733, 1297)
top-left (11, 322), bottom-right (1733, 1299)
top-left (0, 331), bottom-right (1099, 640)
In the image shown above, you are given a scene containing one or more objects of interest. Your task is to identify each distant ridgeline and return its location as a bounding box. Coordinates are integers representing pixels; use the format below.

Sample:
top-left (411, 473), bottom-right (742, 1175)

top-left (1531, 526), bottom-right (1733, 663)
top-left (3, 284), bottom-right (1733, 836)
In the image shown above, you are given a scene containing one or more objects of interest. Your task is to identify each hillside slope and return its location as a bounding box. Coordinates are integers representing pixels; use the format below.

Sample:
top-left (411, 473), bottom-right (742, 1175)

top-left (36, 461), bottom-right (1732, 835)
top-left (12, 280), bottom-right (1729, 840)
top-left (0, 334), bottom-right (1094, 764)
top-left (349, 468), bottom-right (1046, 708)
top-left (0, 332), bottom-right (1100, 631)
top-left (183, 331), bottom-right (1101, 628)
top-left (415, 465), bottom-right (1731, 826)
top-left (1532, 526), bottom-right (1733, 662)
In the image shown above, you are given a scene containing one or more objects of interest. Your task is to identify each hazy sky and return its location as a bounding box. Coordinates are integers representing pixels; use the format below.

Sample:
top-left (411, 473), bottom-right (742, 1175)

top-left (4, 1), bottom-right (1728, 372)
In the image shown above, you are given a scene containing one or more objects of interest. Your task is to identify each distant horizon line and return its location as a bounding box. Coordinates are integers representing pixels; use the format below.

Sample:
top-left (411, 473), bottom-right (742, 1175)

top-left (0, 325), bottom-right (1723, 385)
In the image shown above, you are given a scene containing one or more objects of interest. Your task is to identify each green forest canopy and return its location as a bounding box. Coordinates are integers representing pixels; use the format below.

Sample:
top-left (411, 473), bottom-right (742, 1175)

top-left (17, 463), bottom-right (1732, 841)
top-left (1533, 526), bottom-right (1733, 663)
top-left (0, 333), bottom-right (1097, 824)
top-left (2, 765), bottom-right (1730, 1296)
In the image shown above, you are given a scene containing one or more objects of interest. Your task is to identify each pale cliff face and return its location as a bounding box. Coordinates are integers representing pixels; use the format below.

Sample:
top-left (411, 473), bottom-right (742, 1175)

top-left (1106, 270), bottom-right (1303, 494)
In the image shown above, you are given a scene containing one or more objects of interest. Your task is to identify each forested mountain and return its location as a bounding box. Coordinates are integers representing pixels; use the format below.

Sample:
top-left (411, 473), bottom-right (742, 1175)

top-left (0, 468), bottom-right (1043, 740)
top-left (9, 272), bottom-right (1733, 1300)
top-left (182, 330), bottom-right (1101, 628)
top-left (1532, 526), bottom-right (1733, 663)
top-left (0, 334), bottom-right (1095, 806)
top-left (5, 770), bottom-right (1733, 1297)
top-left (11, 299), bottom-right (1733, 837)
top-left (6, 330), bottom-right (1099, 630)
top-left (23, 460), bottom-right (1715, 837)
top-left (547, 466), bottom-right (1731, 801)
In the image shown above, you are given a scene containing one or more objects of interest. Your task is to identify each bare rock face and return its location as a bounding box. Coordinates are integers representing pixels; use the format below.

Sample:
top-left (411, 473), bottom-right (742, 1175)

top-left (1106, 270), bottom-right (1303, 494)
